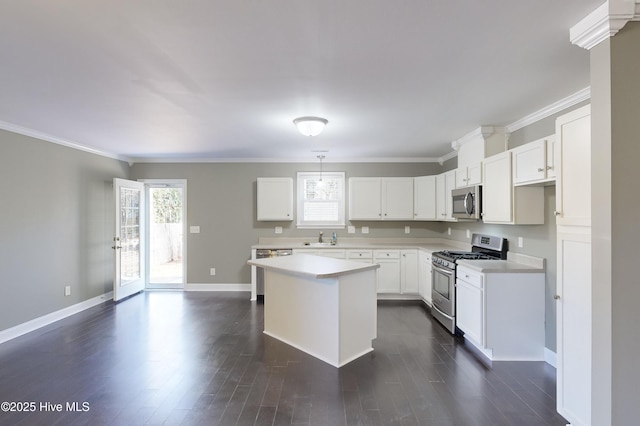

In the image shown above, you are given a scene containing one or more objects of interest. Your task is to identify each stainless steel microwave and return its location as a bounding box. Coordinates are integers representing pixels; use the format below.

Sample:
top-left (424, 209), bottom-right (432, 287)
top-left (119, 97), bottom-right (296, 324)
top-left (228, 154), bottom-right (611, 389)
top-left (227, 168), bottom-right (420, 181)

top-left (452, 186), bottom-right (481, 220)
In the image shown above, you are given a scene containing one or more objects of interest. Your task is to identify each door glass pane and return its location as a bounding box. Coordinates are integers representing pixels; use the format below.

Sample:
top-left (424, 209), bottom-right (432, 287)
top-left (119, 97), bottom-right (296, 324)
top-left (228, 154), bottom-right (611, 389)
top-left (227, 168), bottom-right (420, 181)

top-left (433, 270), bottom-right (450, 299)
top-left (149, 187), bottom-right (184, 284)
top-left (120, 187), bottom-right (141, 283)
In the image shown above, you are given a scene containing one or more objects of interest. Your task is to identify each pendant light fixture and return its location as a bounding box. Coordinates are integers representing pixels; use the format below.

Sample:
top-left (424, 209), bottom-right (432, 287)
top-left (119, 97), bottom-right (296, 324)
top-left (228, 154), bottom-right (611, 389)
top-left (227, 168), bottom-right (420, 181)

top-left (293, 116), bottom-right (328, 137)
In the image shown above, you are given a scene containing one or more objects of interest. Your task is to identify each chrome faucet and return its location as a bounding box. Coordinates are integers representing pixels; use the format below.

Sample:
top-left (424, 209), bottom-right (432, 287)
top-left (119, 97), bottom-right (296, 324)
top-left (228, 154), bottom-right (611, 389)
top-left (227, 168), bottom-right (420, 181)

top-left (318, 232), bottom-right (324, 243)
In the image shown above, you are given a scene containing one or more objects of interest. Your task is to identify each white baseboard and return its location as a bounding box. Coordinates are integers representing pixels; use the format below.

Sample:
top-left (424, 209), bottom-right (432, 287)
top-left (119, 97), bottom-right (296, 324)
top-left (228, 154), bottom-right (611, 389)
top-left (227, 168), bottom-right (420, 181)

top-left (185, 283), bottom-right (251, 292)
top-left (545, 347), bottom-right (557, 367)
top-left (0, 291), bottom-right (113, 345)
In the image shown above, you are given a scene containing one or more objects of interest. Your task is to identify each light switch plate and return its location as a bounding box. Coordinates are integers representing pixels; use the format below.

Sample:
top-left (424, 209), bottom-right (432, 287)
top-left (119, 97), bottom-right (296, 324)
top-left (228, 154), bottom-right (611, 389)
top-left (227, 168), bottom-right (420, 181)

top-left (190, 226), bottom-right (200, 234)
top-left (348, 226), bottom-right (356, 234)
top-left (448, 227), bottom-right (451, 236)
top-left (210, 268), bottom-right (216, 276)
top-left (275, 226), bottom-right (283, 234)
top-left (405, 226), bottom-right (410, 234)
top-left (518, 237), bottom-right (524, 248)
top-left (362, 226), bottom-right (369, 234)
top-left (466, 229), bottom-right (471, 238)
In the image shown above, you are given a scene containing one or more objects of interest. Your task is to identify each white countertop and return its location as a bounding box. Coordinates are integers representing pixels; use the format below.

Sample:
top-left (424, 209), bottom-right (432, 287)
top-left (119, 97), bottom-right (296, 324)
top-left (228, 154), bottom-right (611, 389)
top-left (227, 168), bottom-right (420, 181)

top-left (247, 254), bottom-right (379, 279)
top-left (457, 252), bottom-right (546, 274)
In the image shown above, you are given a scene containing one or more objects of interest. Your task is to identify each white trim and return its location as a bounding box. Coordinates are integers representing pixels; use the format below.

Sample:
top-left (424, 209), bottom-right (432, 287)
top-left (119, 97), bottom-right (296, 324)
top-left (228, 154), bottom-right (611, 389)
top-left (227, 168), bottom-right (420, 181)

top-left (185, 283), bottom-right (251, 292)
top-left (438, 150), bottom-right (458, 165)
top-left (0, 120), bottom-right (130, 163)
top-left (450, 126), bottom-right (500, 151)
top-left (545, 347), bottom-right (557, 368)
top-left (570, 0), bottom-right (640, 50)
top-left (505, 87), bottom-right (591, 133)
top-left (130, 156), bottom-right (446, 164)
top-left (0, 292), bottom-right (113, 345)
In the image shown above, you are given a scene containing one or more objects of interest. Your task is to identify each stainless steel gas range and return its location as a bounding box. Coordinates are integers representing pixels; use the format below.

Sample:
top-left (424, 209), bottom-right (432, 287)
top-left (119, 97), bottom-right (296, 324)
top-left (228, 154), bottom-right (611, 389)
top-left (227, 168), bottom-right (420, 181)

top-left (431, 234), bottom-right (508, 334)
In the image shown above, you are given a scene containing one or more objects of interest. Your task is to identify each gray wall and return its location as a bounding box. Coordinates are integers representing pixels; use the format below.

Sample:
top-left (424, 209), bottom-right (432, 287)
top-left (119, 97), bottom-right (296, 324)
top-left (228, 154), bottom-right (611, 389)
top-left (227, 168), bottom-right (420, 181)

top-left (0, 129), bottom-right (129, 331)
top-left (130, 162), bottom-right (445, 285)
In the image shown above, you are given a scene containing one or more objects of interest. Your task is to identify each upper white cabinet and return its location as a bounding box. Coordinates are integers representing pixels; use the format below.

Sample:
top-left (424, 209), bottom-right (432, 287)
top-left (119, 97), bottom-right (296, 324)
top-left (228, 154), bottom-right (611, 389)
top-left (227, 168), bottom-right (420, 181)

top-left (349, 177), bottom-right (413, 220)
top-left (512, 135), bottom-right (556, 186)
top-left (413, 176), bottom-right (437, 220)
top-left (435, 171), bottom-right (457, 221)
top-left (482, 151), bottom-right (544, 224)
top-left (555, 105), bottom-right (591, 227)
top-left (455, 162), bottom-right (482, 188)
top-left (257, 177), bottom-right (293, 221)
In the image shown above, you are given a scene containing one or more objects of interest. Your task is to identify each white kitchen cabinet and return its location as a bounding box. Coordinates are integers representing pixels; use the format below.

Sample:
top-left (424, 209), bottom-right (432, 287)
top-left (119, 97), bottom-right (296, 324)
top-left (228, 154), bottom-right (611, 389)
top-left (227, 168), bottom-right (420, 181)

top-left (434, 170), bottom-right (457, 222)
top-left (555, 104), bottom-right (592, 426)
top-left (347, 250), bottom-right (373, 263)
top-left (316, 249), bottom-right (346, 259)
top-left (400, 250), bottom-right (419, 294)
top-left (455, 162), bottom-right (482, 188)
top-left (374, 250), bottom-right (401, 293)
top-left (555, 105), bottom-right (591, 227)
top-left (482, 151), bottom-right (544, 224)
top-left (348, 177), bottom-right (382, 220)
top-left (413, 176), bottom-right (437, 220)
top-left (512, 136), bottom-right (556, 186)
top-left (348, 177), bottom-right (413, 220)
top-left (418, 250), bottom-right (432, 304)
top-left (456, 264), bottom-right (545, 361)
top-left (257, 177), bottom-right (293, 221)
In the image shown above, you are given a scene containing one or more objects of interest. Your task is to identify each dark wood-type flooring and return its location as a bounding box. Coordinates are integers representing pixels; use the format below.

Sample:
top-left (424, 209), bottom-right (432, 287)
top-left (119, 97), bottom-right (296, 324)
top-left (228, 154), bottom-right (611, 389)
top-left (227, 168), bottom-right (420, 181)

top-left (0, 292), bottom-right (568, 425)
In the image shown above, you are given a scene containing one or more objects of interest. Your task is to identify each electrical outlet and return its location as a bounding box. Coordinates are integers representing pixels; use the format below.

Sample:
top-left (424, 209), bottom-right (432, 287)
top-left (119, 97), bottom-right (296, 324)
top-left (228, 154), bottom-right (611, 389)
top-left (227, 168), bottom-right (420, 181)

top-left (348, 226), bottom-right (356, 234)
top-left (210, 268), bottom-right (216, 276)
top-left (362, 226), bottom-right (369, 234)
top-left (466, 229), bottom-right (471, 239)
top-left (404, 226), bottom-right (410, 234)
top-left (518, 237), bottom-right (524, 248)
top-left (64, 286), bottom-right (71, 296)
top-left (274, 226), bottom-right (283, 234)
top-left (447, 227), bottom-right (451, 236)
top-left (189, 226), bottom-right (200, 234)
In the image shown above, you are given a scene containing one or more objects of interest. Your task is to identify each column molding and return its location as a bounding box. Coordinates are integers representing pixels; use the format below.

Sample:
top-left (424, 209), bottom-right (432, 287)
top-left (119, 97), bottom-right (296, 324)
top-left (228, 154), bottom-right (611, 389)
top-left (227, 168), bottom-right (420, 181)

top-left (570, 0), bottom-right (640, 50)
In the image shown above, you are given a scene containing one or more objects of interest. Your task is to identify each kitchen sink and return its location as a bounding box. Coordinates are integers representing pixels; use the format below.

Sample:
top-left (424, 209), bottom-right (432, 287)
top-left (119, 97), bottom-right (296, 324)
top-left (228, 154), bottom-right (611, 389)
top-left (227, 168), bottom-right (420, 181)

top-left (304, 242), bottom-right (336, 247)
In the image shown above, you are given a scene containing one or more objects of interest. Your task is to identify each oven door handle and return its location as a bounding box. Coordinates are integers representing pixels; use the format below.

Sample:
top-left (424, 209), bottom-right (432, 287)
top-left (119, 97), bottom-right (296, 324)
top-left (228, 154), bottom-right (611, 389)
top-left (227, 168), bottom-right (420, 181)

top-left (432, 264), bottom-right (454, 277)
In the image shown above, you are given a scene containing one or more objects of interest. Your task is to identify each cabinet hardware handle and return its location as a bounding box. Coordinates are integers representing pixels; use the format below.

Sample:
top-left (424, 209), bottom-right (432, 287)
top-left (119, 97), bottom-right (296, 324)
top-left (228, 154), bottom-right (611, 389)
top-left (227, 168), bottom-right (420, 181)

top-left (554, 295), bottom-right (561, 300)
top-left (547, 166), bottom-right (553, 170)
top-left (538, 168), bottom-right (544, 172)
top-left (554, 211), bottom-right (561, 216)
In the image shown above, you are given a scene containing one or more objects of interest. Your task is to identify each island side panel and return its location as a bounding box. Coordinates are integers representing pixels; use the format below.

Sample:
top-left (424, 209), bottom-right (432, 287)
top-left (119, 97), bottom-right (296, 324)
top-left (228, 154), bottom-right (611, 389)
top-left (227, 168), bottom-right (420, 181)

top-left (338, 269), bottom-right (377, 366)
top-left (263, 269), bottom-right (340, 366)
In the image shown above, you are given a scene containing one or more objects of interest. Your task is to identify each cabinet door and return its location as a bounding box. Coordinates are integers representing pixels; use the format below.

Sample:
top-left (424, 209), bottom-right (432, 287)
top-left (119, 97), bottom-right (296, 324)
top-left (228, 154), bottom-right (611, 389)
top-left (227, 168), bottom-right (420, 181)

top-left (556, 233), bottom-right (591, 426)
top-left (435, 174), bottom-right (447, 220)
top-left (382, 178), bottom-right (414, 220)
top-left (545, 135), bottom-right (557, 179)
top-left (467, 163), bottom-right (482, 185)
top-left (444, 171), bottom-right (457, 220)
top-left (414, 176), bottom-right (436, 220)
top-left (482, 151), bottom-right (512, 223)
top-left (418, 251), bottom-right (432, 303)
top-left (376, 260), bottom-right (400, 293)
top-left (455, 280), bottom-right (484, 346)
top-left (455, 168), bottom-right (468, 188)
top-left (400, 250), bottom-right (418, 294)
top-left (349, 178), bottom-right (382, 220)
top-left (555, 105), bottom-right (591, 227)
top-left (257, 177), bottom-right (293, 221)
top-left (512, 139), bottom-right (546, 184)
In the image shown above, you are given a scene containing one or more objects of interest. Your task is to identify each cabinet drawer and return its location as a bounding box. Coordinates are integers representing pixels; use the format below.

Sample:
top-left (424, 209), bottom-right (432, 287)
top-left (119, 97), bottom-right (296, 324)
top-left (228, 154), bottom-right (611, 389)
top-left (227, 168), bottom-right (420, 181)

top-left (347, 250), bottom-right (373, 260)
top-left (374, 250), bottom-right (400, 260)
top-left (457, 267), bottom-right (483, 288)
top-left (318, 249), bottom-right (346, 259)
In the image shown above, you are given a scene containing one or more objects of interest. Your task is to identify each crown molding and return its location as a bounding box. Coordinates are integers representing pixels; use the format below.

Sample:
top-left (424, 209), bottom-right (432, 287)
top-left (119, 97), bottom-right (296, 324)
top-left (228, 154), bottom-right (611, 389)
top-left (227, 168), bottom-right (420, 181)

top-left (130, 156), bottom-right (446, 164)
top-left (0, 120), bottom-right (131, 163)
top-left (506, 87), bottom-right (591, 133)
top-left (570, 0), bottom-right (640, 50)
top-left (450, 126), bottom-right (507, 151)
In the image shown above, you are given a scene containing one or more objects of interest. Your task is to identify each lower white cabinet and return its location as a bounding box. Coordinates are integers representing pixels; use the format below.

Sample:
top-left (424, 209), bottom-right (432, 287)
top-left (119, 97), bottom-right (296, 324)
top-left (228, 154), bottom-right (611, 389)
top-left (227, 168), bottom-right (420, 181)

top-left (346, 249), bottom-right (373, 263)
top-left (400, 250), bottom-right (418, 294)
top-left (418, 250), bottom-right (432, 304)
top-left (373, 249), bottom-right (419, 294)
top-left (374, 250), bottom-right (401, 293)
top-left (455, 264), bottom-right (545, 361)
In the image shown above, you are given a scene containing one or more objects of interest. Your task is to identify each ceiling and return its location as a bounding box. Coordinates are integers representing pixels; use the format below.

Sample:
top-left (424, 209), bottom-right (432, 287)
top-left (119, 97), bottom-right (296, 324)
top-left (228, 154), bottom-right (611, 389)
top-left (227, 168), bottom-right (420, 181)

top-left (0, 1), bottom-right (601, 163)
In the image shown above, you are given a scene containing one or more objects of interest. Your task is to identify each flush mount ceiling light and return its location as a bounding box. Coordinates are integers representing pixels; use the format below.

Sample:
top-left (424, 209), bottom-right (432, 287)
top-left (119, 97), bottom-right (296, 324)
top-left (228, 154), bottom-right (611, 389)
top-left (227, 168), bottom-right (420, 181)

top-left (293, 116), bottom-right (328, 137)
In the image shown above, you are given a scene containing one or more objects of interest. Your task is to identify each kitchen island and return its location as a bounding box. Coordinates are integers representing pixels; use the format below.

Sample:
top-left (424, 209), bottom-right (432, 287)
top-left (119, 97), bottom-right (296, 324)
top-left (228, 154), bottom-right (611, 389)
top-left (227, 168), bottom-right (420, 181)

top-left (247, 254), bottom-right (379, 367)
